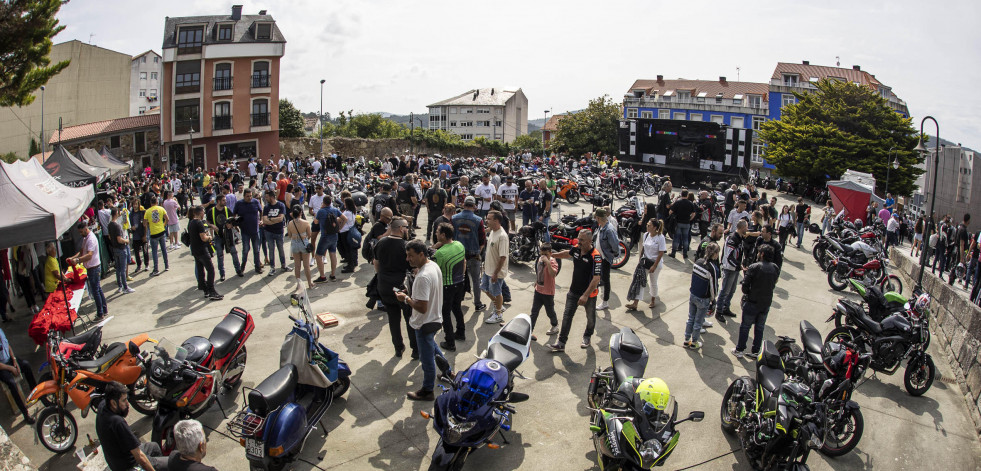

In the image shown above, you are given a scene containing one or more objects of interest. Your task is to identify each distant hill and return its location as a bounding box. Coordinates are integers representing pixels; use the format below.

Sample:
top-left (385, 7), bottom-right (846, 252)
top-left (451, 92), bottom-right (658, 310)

top-left (927, 135), bottom-right (976, 153)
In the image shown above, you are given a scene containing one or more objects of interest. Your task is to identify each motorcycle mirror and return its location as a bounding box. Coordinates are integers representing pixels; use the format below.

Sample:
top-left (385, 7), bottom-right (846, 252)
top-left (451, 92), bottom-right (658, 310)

top-left (509, 392), bottom-right (530, 403)
top-left (128, 341), bottom-right (140, 357)
top-left (689, 411), bottom-right (705, 422)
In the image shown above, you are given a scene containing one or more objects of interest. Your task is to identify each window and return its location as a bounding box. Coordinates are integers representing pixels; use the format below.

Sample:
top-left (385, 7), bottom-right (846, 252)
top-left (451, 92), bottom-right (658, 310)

top-left (218, 24), bottom-right (233, 41)
top-left (139, 89), bottom-right (146, 97)
top-left (690, 113), bottom-right (703, 121)
top-left (174, 98), bottom-right (199, 134)
top-left (640, 111), bottom-right (653, 119)
top-left (477, 108), bottom-right (490, 114)
top-left (252, 61), bottom-right (270, 88)
top-left (748, 94), bottom-right (762, 108)
top-left (731, 116), bottom-right (744, 128)
top-left (214, 63), bottom-right (232, 90)
top-left (676, 91), bottom-right (691, 100)
top-left (110, 136), bottom-right (120, 148)
top-left (140, 72), bottom-right (147, 80)
top-left (494, 108), bottom-right (502, 115)
top-left (782, 74), bottom-right (799, 86)
top-left (256, 23), bottom-right (272, 40)
top-left (710, 115), bottom-right (723, 124)
top-left (141, 56), bottom-right (146, 63)
top-left (782, 94), bottom-right (796, 107)
top-left (752, 142), bottom-right (764, 161)
top-left (464, 108), bottom-right (473, 114)
top-left (135, 131), bottom-right (146, 153)
top-left (752, 116), bottom-right (765, 131)
top-left (449, 107), bottom-right (457, 114)
top-left (715, 93), bottom-right (723, 104)
top-left (252, 99), bottom-right (269, 126)
top-left (138, 106), bottom-right (146, 114)
top-left (151, 72), bottom-right (158, 80)
top-left (460, 134), bottom-right (473, 140)
top-left (149, 89), bottom-right (157, 97)
top-left (214, 102), bottom-right (231, 130)
top-left (177, 26), bottom-right (204, 54)
top-left (476, 121), bottom-right (485, 127)
top-left (658, 109), bottom-right (670, 119)
top-left (449, 121), bottom-right (457, 127)
top-left (175, 60), bottom-right (201, 93)
top-left (626, 108), bottom-right (638, 118)
top-left (732, 95), bottom-right (743, 106)
top-left (673, 112), bottom-right (685, 120)
top-left (219, 141), bottom-right (257, 161)
top-left (459, 121), bottom-right (473, 127)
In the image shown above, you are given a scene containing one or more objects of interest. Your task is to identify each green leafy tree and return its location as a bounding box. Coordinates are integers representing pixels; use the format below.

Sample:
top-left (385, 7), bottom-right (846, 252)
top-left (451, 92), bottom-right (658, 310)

top-left (278, 99), bottom-right (305, 138)
top-left (0, 0), bottom-right (70, 107)
top-left (758, 79), bottom-right (923, 196)
top-left (550, 96), bottom-right (620, 157)
top-left (29, 137), bottom-right (40, 156)
top-left (318, 111), bottom-right (407, 139)
top-left (511, 130), bottom-right (543, 154)
top-left (1, 151), bottom-right (23, 164)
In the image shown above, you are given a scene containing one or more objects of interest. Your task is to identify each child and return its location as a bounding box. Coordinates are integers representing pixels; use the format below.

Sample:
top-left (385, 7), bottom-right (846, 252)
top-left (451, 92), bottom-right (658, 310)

top-left (530, 243), bottom-right (560, 342)
top-left (685, 242), bottom-right (721, 350)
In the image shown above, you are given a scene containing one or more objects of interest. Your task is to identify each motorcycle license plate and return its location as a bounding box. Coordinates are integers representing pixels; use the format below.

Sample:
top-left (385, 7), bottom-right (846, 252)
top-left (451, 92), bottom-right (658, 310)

top-left (245, 438), bottom-right (264, 459)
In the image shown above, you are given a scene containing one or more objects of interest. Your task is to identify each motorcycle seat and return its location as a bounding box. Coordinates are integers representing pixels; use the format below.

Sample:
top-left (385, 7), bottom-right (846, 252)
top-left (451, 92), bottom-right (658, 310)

top-left (75, 342), bottom-right (126, 374)
top-left (486, 342), bottom-right (523, 372)
top-left (248, 364), bottom-right (298, 416)
top-left (65, 328), bottom-right (101, 351)
top-left (800, 321), bottom-right (824, 360)
top-left (617, 328), bottom-right (645, 355)
top-left (499, 317), bottom-right (532, 346)
top-left (209, 309), bottom-right (248, 360)
top-left (855, 310), bottom-right (883, 335)
top-left (758, 365), bottom-right (784, 395)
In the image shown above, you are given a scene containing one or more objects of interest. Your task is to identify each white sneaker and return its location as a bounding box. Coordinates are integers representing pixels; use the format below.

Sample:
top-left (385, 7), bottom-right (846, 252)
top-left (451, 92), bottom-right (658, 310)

top-left (702, 319), bottom-right (713, 327)
top-left (597, 301), bottom-right (610, 310)
top-left (545, 325), bottom-right (560, 335)
top-left (484, 313), bottom-right (504, 324)
top-left (123, 287), bottom-right (136, 294)
top-left (700, 328), bottom-right (706, 334)
top-left (115, 288), bottom-right (122, 295)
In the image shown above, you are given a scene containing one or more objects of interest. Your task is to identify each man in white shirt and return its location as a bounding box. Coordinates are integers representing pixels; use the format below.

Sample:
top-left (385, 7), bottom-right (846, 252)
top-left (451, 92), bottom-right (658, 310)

top-left (311, 158), bottom-right (322, 175)
top-left (482, 211), bottom-right (509, 324)
top-left (726, 200), bottom-right (750, 234)
top-left (886, 213), bottom-right (901, 249)
top-left (496, 175), bottom-right (520, 231)
top-left (474, 174), bottom-right (496, 218)
top-left (247, 159), bottom-right (257, 185)
top-left (277, 156), bottom-right (286, 170)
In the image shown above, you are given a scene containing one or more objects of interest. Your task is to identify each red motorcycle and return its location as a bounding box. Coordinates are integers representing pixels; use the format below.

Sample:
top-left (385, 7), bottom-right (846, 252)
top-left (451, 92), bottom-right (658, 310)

top-left (548, 215), bottom-right (630, 269)
top-left (827, 255), bottom-right (902, 293)
top-left (148, 307), bottom-right (255, 454)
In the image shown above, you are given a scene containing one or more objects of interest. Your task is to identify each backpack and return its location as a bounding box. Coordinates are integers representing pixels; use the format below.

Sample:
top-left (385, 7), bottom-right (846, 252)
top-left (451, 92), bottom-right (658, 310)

top-left (321, 208), bottom-right (339, 235)
top-left (397, 184), bottom-right (414, 204)
top-left (373, 194), bottom-right (391, 219)
top-left (180, 229), bottom-right (191, 247)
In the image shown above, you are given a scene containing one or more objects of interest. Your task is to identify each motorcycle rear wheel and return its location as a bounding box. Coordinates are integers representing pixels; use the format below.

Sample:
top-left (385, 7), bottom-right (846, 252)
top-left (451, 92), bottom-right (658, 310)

top-left (820, 406), bottom-right (864, 457)
top-left (904, 355), bottom-right (935, 396)
top-left (828, 269), bottom-right (849, 291)
top-left (611, 242), bottom-right (630, 270)
top-left (643, 184), bottom-right (656, 196)
top-left (879, 275), bottom-right (903, 295)
top-left (331, 376), bottom-right (352, 398)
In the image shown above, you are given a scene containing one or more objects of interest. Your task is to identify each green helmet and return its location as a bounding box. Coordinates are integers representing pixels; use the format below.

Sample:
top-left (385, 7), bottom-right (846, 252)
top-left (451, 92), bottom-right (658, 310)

top-left (636, 378), bottom-right (671, 411)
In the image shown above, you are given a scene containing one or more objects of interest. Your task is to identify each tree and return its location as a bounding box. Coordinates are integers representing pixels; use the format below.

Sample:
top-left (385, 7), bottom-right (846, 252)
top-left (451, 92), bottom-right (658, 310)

top-left (511, 131), bottom-right (543, 154)
top-left (550, 96), bottom-right (621, 157)
top-left (278, 99), bottom-right (305, 138)
top-left (29, 137), bottom-right (40, 156)
top-left (318, 111), bottom-right (407, 139)
top-left (0, 0), bottom-right (70, 107)
top-left (757, 79), bottom-right (924, 196)
top-left (1, 152), bottom-right (22, 164)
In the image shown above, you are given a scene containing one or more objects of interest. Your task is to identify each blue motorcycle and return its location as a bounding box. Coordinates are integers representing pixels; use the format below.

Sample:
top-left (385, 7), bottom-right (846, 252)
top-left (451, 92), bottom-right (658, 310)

top-left (227, 286), bottom-right (352, 470)
top-left (422, 313), bottom-right (533, 470)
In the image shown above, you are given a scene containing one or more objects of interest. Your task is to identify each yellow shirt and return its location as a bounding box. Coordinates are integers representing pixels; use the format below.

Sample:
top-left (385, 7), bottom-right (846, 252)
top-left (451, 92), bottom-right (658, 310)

top-left (144, 205), bottom-right (167, 236)
top-left (203, 174), bottom-right (211, 187)
top-left (44, 256), bottom-right (59, 293)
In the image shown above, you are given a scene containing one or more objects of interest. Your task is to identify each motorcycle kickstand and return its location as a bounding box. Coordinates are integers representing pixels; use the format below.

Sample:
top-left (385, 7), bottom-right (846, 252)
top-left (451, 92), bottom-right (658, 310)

top-left (214, 395), bottom-right (228, 419)
top-left (320, 419), bottom-right (329, 438)
top-left (497, 429), bottom-right (510, 445)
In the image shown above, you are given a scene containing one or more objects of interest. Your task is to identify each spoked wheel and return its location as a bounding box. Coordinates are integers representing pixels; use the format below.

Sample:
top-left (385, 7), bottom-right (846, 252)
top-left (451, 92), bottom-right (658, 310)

top-left (613, 185), bottom-right (627, 200)
top-left (904, 355), bottom-right (936, 396)
top-left (128, 372), bottom-right (158, 416)
top-left (820, 407), bottom-right (864, 457)
top-left (828, 268), bottom-right (849, 291)
top-left (880, 275), bottom-right (903, 295)
top-left (720, 379), bottom-right (748, 433)
top-left (36, 407), bottom-right (77, 453)
top-left (566, 190), bottom-right (580, 204)
top-left (643, 184), bottom-right (656, 196)
top-left (611, 242), bottom-right (630, 269)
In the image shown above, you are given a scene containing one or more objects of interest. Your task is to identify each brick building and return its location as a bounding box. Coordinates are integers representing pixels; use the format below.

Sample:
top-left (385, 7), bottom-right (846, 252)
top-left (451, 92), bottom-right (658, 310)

top-left (46, 114), bottom-right (161, 169)
top-left (160, 5), bottom-right (286, 172)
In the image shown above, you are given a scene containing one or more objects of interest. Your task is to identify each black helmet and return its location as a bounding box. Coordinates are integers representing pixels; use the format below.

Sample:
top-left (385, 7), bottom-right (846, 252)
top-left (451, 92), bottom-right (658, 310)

top-left (627, 190), bottom-right (636, 198)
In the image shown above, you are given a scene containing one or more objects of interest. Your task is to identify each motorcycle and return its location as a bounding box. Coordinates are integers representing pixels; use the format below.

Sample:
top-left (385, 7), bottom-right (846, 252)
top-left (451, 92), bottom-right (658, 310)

top-left (228, 286), bottom-right (352, 471)
top-left (721, 341), bottom-right (829, 470)
top-left (825, 287), bottom-right (935, 396)
top-left (26, 323), bottom-right (157, 453)
top-left (34, 316), bottom-right (114, 406)
top-left (555, 176), bottom-right (581, 204)
top-left (587, 327), bottom-right (704, 469)
top-left (149, 306), bottom-right (255, 454)
top-left (775, 321), bottom-right (866, 457)
top-left (509, 221), bottom-right (547, 264)
top-left (828, 279), bottom-right (912, 328)
top-left (421, 313), bottom-right (534, 470)
top-left (826, 253), bottom-right (902, 293)
top-left (549, 215), bottom-right (631, 269)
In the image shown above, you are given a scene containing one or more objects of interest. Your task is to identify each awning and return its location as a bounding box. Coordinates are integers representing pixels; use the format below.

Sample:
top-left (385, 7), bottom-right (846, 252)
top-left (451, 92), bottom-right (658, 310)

top-left (76, 148), bottom-right (128, 177)
top-left (0, 159), bottom-right (94, 249)
top-left (42, 145), bottom-right (107, 188)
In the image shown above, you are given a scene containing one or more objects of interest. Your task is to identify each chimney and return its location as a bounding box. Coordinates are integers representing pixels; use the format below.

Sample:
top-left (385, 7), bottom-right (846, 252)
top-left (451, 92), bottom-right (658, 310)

top-left (802, 60), bottom-right (809, 65)
top-left (719, 76), bottom-right (727, 83)
top-left (231, 5), bottom-right (242, 20)
top-left (852, 65), bottom-right (861, 71)
top-left (258, 9), bottom-right (267, 15)
top-left (656, 75), bottom-right (663, 82)
top-left (491, 88), bottom-right (495, 95)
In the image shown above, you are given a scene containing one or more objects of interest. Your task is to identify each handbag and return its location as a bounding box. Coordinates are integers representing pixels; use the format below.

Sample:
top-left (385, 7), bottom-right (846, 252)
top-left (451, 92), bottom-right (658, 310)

top-left (292, 220), bottom-right (313, 253)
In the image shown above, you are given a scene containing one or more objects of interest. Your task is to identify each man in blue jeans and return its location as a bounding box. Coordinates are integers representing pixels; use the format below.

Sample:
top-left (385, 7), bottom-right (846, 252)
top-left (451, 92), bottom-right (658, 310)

top-left (207, 196), bottom-right (242, 280)
top-left (399, 240), bottom-right (454, 401)
top-left (669, 189), bottom-right (696, 259)
top-left (107, 208), bottom-right (135, 294)
top-left (714, 220), bottom-right (746, 324)
top-left (69, 222), bottom-right (108, 318)
top-left (261, 190), bottom-right (287, 276)
top-left (234, 188), bottom-right (263, 274)
top-left (794, 198), bottom-right (809, 248)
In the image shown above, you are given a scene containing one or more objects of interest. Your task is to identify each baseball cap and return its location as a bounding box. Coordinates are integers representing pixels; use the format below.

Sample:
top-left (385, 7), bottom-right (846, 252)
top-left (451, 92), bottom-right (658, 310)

top-left (464, 196), bottom-right (476, 207)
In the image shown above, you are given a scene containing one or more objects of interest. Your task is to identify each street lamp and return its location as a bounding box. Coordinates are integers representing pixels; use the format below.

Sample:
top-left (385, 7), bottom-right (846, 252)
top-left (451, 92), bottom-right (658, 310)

top-left (885, 146), bottom-right (895, 196)
top-left (410, 111), bottom-right (414, 154)
top-left (40, 86), bottom-right (45, 154)
top-left (542, 110), bottom-right (550, 159)
top-left (914, 116), bottom-right (940, 290)
top-left (188, 127), bottom-right (195, 169)
top-left (319, 79), bottom-right (326, 156)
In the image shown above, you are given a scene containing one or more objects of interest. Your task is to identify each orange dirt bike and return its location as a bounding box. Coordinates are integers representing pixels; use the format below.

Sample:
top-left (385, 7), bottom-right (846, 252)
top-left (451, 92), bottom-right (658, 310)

top-left (26, 326), bottom-right (157, 453)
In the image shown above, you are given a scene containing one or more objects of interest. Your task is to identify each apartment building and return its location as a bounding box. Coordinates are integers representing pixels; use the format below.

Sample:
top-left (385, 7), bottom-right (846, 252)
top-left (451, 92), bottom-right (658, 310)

top-left (131, 51), bottom-right (163, 116)
top-left (911, 144), bottom-right (979, 220)
top-left (768, 61), bottom-right (909, 120)
top-left (0, 40), bottom-right (130, 158)
top-left (160, 5), bottom-right (286, 171)
top-left (427, 88), bottom-right (528, 143)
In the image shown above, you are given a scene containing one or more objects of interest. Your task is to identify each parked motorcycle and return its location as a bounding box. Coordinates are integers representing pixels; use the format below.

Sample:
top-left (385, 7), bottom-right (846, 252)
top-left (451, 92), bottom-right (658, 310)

top-left (27, 323), bottom-right (157, 453)
top-left (149, 306), bottom-right (255, 454)
top-left (827, 253), bottom-right (902, 293)
top-left (587, 327), bottom-right (703, 469)
top-left (828, 279), bottom-right (912, 328)
top-left (555, 176), bottom-right (581, 204)
top-left (510, 221), bottom-right (546, 264)
top-left (776, 320), bottom-right (866, 457)
top-left (422, 314), bottom-right (534, 470)
top-left (34, 316), bottom-right (114, 407)
top-left (548, 215), bottom-right (631, 269)
top-left (825, 288), bottom-right (935, 396)
top-left (721, 341), bottom-right (829, 470)
top-left (228, 286), bottom-right (351, 470)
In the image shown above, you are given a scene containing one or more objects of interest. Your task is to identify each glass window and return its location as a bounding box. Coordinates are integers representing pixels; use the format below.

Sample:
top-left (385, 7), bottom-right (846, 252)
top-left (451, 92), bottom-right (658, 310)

top-left (175, 60), bottom-right (201, 93)
top-left (640, 111), bottom-right (653, 119)
top-left (252, 99), bottom-right (269, 126)
top-left (782, 94), bottom-right (796, 107)
top-left (219, 141), bottom-right (257, 161)
top-left (673, 112), bottom-right (685, 120)
top-left (153, 56), bottom-right (159, 63)
top-left (689, 113), bottom-right (702, 121)
top-left (214, 63), bottom-right (232, 90)
top-left (256, 23), bottom-right (271, 40)
top-left (138, 106), bottom-right (146, 114)
top-left (140, 72), bottom-right (147, 80)
top-left (218, 24), bottom-right (233, 41)
top-left (214, 102), bottom-right (231, 130)
top-left (174, 99), bottom-right (199, 134)
top-left (252, 61), bottom-right (270, 87)
top-left (732, 98), bottom-right (743, 106)
top-left (150, 72), bottom-right (158, 80)
top-left (110, 136), bottom-right (120, 148)
top-left (177, 26), bottom-right (204, 54)
top-left (731, 117), bottom-right (744, 128)
top-left (141, 57), bottom-right (146, 63)
top-left (215, 102), bottom-right (230, 116)
top-left (783, 74), bottom-right (799, 86)
top-left (460, 134), bottom-right (473, 140)
top-left (658, 109), bottom-right (670, 119)
top-left (752, 116), bottom-right (765, 131)
top-left (139, 89), bottom-right (146, 97)
top-left (748, 95), bottom-right (762, 108)
top-left (710, 115), bottom-right (724, 124)
top-left (135, 132), bottom-right (146, 153)
top-left (626, 108), bottom-right (638, 118)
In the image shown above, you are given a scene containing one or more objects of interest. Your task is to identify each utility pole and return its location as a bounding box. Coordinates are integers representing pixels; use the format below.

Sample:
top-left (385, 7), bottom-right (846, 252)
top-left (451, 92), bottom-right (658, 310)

top-left (410, 112), bottom-right (414, 154)
top-left (319, 79), bottom-right (325, 155)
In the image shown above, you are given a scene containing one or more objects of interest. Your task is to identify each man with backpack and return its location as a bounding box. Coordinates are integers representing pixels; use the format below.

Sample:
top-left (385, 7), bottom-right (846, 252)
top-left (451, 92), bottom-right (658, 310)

top-left (933, 215), bottom-right (953, 275)
top-left (371, 183), bottom-right (399, 223)
top-left (949, 214), bottom-right (972, 286)
top-left (207, 196), bottom-right (242, 280)
top-left (423, 179), bottom-right (448, 241)
top-left (315, 199), bottom-right (346, 283)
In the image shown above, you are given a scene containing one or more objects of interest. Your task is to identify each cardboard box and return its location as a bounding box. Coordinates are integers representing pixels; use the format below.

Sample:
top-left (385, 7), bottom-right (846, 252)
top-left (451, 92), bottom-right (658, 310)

top-left (317, 312), bottom-right (338, 328)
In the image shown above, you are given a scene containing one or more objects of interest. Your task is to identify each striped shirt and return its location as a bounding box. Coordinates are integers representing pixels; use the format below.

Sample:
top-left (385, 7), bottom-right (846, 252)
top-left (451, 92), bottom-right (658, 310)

top-left (435, 241), bottom-right (466, 286)
top-left (690, 259), bottom-right (720, 300)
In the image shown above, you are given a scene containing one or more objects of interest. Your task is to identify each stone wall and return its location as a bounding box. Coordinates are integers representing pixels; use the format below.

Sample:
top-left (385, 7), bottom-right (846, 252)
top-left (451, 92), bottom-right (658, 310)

top-left (890, 248), bottom-right (981, 435)
top-left (279, 137), bottom-right (495, 159)
top-left (0, 425), bottom-right (35, 471)
top-left (59, 126), bottom-right (162, 169)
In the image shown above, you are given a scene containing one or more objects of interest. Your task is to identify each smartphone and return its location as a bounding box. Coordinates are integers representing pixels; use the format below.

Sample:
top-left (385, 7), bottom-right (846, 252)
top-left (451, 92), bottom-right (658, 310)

top-left (393, 287), bottom-right (401, 293)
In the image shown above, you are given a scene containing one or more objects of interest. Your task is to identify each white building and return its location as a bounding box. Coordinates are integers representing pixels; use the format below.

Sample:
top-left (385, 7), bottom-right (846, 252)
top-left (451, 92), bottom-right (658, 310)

top-left (130, 50), bottom-right (162, 116)
top-left (427, 88), bottom-right (528, 143)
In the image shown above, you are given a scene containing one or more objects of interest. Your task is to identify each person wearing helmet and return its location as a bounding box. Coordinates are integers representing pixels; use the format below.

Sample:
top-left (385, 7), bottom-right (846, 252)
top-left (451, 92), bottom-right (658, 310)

top-left (854, 219), bottom-right (864, 230)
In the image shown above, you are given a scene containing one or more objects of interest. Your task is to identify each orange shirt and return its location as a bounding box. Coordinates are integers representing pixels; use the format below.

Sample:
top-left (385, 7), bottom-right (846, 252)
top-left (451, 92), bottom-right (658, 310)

top-left (276, 178), bottom-right (290, 201)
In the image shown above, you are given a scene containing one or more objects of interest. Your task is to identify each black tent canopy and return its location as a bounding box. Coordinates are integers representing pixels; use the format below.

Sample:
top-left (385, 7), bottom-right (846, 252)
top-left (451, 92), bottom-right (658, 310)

top-left (42, 145), bottom-right (107, 188)
top-left (99, 146), bottom-right (133, 171)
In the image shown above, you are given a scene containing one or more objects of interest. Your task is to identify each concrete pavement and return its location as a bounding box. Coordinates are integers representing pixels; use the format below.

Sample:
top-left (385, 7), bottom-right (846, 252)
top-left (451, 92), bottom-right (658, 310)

top-left (3, 191), bottom-right (979, 470)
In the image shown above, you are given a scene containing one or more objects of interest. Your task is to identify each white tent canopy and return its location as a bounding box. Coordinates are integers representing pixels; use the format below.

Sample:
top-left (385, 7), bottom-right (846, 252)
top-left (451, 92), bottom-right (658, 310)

top-left (0, 159), bottom-right (94, 250)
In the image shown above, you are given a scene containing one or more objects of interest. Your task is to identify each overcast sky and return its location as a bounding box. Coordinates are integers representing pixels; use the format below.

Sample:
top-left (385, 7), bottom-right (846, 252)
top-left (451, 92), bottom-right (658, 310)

top-left (55, 0), bottom-right (978, 145)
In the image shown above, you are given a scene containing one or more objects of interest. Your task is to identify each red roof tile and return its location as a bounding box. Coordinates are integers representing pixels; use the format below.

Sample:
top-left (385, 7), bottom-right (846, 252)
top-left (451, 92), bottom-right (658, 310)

top-left (543, 114), bottom-right (567, 132)
top-left (626, 79), bottom-right (769, 100)
top-left (770, 62), bottom-right (880, 87)
top-left (49, 114), bottom-right (160, 145)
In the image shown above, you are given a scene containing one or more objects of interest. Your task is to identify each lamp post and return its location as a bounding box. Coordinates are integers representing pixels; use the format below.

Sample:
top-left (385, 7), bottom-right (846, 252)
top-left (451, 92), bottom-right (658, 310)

top-left (885, 146), bottom-right (895, 196)
top-left (914, 116), bottom-right (940, 290)
top-left (319, 79), bottom-right (326, 156)
top-left (40, 86), bottom-right (45, 154)
top-left (542, 109), bottom-right (550, 159)
top-left (410, 112), bottom-right (414, 154)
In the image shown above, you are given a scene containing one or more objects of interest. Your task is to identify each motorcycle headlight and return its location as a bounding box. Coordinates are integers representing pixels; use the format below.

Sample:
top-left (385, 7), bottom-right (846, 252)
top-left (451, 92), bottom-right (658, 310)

top-left (445, 414), bottom-right (476, 444)
top-left (639, 438), bottom-right (663, 464)
top-left (148, 382), bottom-right (166, 400)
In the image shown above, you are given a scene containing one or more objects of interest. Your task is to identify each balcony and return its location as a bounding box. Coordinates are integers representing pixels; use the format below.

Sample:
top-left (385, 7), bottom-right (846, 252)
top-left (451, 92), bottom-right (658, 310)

top-left (251, 74), bottom-right (270, 88)
top-left (213, 77), bottom-right (233, 91)
top-left (623, 96), bottom-right (767, 115)
top-left (213, 115), bottom-right (232, 130)
top-left (251, 112), bottom-right (270, 127)
top-left (175, 119), bottom-right (199, 135)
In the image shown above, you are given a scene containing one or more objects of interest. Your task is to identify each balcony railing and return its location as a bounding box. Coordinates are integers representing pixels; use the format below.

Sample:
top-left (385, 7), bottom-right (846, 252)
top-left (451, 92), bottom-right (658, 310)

top-left (175, 119), bottom-right (199, 135)
top-left (213, 115), bottom-right (231, 130)
top-left (213, 76), bottom-right (232, 91)
top-left (251, 74), bottom-right (270, 88)
top-left (251, 112), bottom-right (270, 127)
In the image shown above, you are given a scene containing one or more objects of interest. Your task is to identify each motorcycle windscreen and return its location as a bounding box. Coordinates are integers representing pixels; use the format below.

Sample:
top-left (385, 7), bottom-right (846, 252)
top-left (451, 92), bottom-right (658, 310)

top-left (280, 332), bottom-right (332, 388)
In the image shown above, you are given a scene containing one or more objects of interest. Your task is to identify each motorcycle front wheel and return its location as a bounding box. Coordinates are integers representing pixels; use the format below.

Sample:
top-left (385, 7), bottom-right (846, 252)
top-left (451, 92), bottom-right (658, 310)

top-left (720, 379), bottom-right (748, 434)
top-left (643, 183), bottom-right (656, 196)
top-left (904, 355), bottom-right (936, 396)
top-left (331, 376), bottom-right (352, 398)
top-left (565, 189), bottom-right (580, 204)
top-left (128, 372), bottom-right (158, 416)
top-left (35, 407), bottom-right (77, 453)
top-left (820, 407), bottom-right (864, 457)
top-left (879, 275), bottom-right (903, 295)
top-left (828, 269), bottom-right (849, 291)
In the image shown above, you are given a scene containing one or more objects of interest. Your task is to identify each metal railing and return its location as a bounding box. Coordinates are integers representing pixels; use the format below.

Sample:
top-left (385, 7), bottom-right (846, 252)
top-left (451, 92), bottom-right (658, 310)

top-left (251, 74), bottom-right (270, 88)
top-left (213, 76), bottom-right (232, 91)
top-left (175, 119), bottom-right (198, 135)
top-left (213, 115), bottom-right (232, 130)
top-left (251, 112), bottom-right (269, 127)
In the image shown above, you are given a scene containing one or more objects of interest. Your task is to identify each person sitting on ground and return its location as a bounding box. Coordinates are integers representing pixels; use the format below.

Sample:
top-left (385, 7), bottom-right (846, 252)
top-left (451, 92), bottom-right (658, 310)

top-left (167, 419), bottom-right (218, 471)
top-left (96, 381), bottom-right (167, 471)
